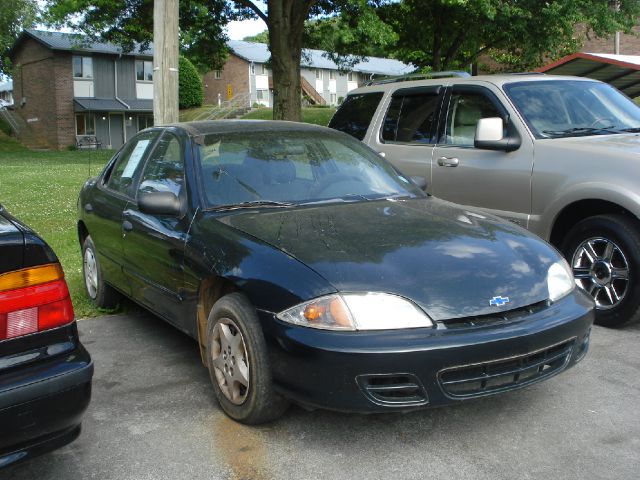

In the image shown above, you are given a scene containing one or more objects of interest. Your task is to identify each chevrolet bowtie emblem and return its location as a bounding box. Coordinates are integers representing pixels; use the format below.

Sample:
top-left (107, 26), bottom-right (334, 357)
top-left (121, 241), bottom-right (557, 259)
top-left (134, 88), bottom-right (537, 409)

top-left (489, 296), bottom-right (510, 307)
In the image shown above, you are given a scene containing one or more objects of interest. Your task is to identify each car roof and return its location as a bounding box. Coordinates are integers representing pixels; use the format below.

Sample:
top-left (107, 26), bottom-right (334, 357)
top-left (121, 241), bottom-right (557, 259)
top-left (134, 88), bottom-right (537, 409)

top-left (165, 120), bottom-right (332, 138)
top-left (347, 74), bottom-right (602, 95)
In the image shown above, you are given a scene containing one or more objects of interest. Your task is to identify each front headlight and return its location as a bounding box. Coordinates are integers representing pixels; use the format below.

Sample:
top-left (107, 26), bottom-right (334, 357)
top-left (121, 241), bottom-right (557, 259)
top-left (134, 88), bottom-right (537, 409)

top-left (547, 259), bottom-right (575, 302)
top-left (276, 293), bottom-right (434, 331)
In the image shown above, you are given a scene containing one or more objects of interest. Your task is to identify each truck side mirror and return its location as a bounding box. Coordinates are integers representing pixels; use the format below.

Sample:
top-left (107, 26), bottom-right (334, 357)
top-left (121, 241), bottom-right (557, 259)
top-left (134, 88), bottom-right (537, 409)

top-left (475, 117), bottom-right (521, 152)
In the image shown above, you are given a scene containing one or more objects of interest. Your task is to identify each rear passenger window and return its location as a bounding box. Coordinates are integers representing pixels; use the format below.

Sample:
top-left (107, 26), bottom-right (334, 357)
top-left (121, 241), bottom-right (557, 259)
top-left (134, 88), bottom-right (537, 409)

top-left (382, 89), bottom-right (441, 144)
top-left (328, 92), bottom-right (383, 140)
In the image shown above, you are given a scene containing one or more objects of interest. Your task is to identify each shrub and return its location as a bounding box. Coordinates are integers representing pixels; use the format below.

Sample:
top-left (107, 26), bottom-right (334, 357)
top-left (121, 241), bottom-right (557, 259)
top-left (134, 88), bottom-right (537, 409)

top-left (179, 56), bottom-right (204, 109)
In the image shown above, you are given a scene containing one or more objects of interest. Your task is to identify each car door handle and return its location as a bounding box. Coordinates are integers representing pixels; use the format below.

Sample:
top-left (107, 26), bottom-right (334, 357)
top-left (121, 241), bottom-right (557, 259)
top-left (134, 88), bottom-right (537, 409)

top-left (84, 203), bottom-right (93, 213)
top-left (122, 220), bottom-right (133, 232)
top-left (437, 156), bottom-right (459, 167)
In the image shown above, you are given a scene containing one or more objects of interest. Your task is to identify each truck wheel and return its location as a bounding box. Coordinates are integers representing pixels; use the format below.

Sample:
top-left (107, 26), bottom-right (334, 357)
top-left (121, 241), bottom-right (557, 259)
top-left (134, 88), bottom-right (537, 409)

top-left (562, 214), bottom-right (640, 327)
top-left (205, 292), bottom-right (289, 424)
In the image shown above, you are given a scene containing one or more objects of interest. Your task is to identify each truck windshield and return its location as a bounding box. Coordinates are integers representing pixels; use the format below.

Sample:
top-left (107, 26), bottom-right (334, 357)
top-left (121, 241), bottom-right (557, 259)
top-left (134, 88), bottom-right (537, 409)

top-left (504, 80), bottom-right (640, 138)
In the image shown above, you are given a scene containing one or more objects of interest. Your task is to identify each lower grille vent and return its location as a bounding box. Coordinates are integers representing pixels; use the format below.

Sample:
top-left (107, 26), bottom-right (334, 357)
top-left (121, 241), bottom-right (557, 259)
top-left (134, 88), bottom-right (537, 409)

top-left (356, 373), bottom-right (428, 407)
top-left (438, 339), bottom-right (575, 399)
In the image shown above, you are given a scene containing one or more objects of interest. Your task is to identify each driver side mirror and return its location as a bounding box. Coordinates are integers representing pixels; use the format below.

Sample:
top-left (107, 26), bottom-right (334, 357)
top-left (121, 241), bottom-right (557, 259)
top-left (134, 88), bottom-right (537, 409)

top-left (138, 191), bottom-right (184, 217)
top-left (474, 117), bottom-right (521, 152)
top-left (410, 176), bottom-right (428, 191)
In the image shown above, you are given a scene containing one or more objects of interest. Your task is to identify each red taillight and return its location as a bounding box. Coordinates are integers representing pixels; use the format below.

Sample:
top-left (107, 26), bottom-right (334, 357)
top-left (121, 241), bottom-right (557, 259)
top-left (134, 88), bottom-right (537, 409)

top-left (0, 263), bottom-right (74, 341)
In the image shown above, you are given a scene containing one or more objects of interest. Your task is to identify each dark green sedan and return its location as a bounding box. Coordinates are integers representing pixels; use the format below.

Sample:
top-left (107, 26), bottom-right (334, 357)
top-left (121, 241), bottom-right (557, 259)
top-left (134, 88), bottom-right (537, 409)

top-left (77, 121), bottom-right (593, 424)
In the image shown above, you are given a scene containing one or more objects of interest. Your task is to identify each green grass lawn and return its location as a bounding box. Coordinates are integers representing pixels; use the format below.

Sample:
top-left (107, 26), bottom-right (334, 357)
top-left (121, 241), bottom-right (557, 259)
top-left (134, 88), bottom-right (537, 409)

top-left (0, 107), bottom-right (336, 317)
top-left (242, 107), bottom-right (336, 126)
top-left (0, 133), bottom-right (113, 318)
top-left (179, 106), bottom-right (337, 126)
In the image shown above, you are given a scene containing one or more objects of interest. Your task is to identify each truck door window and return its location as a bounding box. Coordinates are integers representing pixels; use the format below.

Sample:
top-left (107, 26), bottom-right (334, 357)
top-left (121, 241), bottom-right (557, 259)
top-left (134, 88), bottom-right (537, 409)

top-left (444, 92), bottom-right (502, 146)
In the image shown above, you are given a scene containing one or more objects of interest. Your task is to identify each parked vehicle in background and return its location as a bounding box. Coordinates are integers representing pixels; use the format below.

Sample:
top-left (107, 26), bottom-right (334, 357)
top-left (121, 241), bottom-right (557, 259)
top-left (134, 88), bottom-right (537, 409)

top-left (77, 120), bottom-right (592, 424)
top-left (330, 74), bottom-right (640, 327)
top-left (0, 205), bottom-right (93, 468)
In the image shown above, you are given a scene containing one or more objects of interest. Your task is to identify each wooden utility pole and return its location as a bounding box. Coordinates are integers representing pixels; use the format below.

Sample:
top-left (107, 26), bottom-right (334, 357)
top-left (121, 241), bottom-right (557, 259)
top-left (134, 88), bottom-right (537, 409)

top-left (153, 0), bottom-right (179, 125)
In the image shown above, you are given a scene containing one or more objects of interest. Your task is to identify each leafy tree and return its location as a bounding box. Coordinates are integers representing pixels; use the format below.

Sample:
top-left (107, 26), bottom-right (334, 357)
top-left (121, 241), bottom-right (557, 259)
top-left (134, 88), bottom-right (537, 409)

top-left (44, 0), bottom-right (231, 73)
top-left (44, 0), bottom-right (390, 121)
top-left (380, 0), bottom-right (640, 72)
top-left (243, 31), bottom-right (269, 43)
top-left (0, 0), bottom-right (38, 76)
top-left (178, 56), bottom-right (204, 108)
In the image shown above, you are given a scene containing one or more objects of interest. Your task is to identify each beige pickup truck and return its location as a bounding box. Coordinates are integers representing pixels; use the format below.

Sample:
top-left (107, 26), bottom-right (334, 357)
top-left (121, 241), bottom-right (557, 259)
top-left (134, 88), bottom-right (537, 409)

top-left (330, 74), bottom-right (640, 327)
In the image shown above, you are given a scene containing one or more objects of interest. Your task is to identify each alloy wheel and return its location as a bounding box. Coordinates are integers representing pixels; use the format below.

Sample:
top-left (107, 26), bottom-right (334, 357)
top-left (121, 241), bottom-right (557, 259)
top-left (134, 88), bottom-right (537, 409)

top-left (571, 237), bottom-right (630, 310)
top-left (83, 247), bottom-right (98, 299)
top-left (211, 318), bottom-right (250, 405)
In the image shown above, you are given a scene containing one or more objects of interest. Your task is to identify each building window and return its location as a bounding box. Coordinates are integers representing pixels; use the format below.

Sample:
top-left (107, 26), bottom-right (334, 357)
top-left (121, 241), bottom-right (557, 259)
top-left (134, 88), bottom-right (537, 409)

top-left (136, 60), bottom-right (153, 81)
top-left (75, 113), bottom-right (96, 135)
top-left (316, 69), bottom-right (323, 80)
top-left (73, 56), bottom-right (93, 79)
top-left (138, 114), bottom-right (154, 131)
top-left (330, 93), bottom-right (337, 104)
top-left (214, 70), bottom-right (222, 79)
top-left (256, 89), bottom-right (269, 101)
top-left (329, 70), bottom-right (336, 80)
top-left (347, 72), bottom-right (355, 82)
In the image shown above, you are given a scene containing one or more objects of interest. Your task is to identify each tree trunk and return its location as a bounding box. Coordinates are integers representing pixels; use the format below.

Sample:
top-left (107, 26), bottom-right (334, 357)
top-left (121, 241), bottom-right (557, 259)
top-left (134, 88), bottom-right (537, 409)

top-left (267, 0), bottom-right (311, 121)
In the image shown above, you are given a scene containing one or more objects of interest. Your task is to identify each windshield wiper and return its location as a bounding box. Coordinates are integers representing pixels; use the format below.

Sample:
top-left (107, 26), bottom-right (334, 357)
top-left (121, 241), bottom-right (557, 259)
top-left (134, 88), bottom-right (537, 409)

top-left (542, 126), bottom-right (617, 137)
top-left (618, 127), bottom-right (640, 133)
top-left (299, 194), bottom-right (371, 206)
top-left (209, 200), bottom-right (294, 212)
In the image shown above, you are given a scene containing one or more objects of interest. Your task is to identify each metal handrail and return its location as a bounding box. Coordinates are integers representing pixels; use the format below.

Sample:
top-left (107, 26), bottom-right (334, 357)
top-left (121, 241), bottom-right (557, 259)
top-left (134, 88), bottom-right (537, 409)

top-left (0, 108), bottom-right (20, 134)
top-left (193, 92), bottom-right (253, 121)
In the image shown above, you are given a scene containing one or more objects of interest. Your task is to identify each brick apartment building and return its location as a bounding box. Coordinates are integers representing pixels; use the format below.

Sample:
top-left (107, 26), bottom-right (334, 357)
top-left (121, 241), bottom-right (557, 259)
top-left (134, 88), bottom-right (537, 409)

top-left (9, 30), bottom-right (154, 150)
top-left (203, 40), bottom-right (412, 108)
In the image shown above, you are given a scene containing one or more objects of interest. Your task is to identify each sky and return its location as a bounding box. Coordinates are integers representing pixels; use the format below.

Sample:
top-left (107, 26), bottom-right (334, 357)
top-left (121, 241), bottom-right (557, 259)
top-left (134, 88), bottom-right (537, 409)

top-left (226, 18), bottom-right (267, 40)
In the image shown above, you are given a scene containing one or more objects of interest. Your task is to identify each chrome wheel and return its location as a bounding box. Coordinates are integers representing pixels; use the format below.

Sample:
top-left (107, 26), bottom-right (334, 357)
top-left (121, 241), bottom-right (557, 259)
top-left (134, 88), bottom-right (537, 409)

top-left (571, 237), bottom-right (629, 310)
top-left (211, 318), bottom-right (250, 405)
top-left (83, 247), bottom-right (98, 299)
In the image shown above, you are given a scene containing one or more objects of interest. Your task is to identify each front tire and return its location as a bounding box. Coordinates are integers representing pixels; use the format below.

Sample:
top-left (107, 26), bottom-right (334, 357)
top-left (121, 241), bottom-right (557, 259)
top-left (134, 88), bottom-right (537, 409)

top-left (562, 214), bottom-right (640, 327)
top-left (82, 235), bottom-right (120, 309)
top-left (205, 293), bottom-right (289, 424)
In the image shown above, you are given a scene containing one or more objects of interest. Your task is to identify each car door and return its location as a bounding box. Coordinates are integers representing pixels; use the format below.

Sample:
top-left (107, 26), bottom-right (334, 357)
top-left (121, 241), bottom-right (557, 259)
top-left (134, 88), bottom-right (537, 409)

top-left (430, 84), bottom-right (534, 228)
top-left (86, 130), bottom-right (160, 294)
top-left (367, 86), bottom-right (445, 183)
top-left (122, 130), bottom-right (193, 331)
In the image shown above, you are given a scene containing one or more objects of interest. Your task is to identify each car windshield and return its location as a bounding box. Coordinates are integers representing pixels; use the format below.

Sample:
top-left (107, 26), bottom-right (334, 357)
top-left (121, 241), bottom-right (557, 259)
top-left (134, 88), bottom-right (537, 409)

top-left (196, 130), bottom-right (423, 208)
top-left (503, 80), bottom-right (640, 138)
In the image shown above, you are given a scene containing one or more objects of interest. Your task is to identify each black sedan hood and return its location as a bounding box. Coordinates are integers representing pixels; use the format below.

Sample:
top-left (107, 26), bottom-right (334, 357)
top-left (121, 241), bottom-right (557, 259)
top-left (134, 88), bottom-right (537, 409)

top-left (220, 198), bottom-right (558, 321)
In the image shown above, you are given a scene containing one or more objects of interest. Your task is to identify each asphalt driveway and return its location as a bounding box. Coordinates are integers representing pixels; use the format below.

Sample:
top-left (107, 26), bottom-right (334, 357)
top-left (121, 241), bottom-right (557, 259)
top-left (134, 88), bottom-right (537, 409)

top-left (5, 312), bottom-right (640, 480)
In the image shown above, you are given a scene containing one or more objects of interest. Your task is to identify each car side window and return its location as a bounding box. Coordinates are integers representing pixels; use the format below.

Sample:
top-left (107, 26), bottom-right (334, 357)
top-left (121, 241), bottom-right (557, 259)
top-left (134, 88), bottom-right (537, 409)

top-left (106, 131), bottom-right (158, 196)
top-left (382, 89), bottom-right (441, 144)
top-left (328, 92), bottom-right (383, 140)
top-left (138, 132), bottom-right (185, 197)
top-left (444, 91), bottom-right (502, 146)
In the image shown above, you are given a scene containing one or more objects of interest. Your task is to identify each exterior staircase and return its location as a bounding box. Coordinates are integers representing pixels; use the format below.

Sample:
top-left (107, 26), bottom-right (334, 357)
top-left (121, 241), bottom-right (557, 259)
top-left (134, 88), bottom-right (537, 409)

top-left (300, 76), bottom-right (326, 106)
top-left (193, 93), bottom-right (253, 121)
top-left (0, 108), bottom-right (21, 135)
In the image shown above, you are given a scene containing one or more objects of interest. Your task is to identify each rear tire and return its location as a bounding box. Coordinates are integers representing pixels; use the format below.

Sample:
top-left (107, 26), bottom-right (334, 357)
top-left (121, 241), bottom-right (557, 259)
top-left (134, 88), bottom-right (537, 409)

top-left (561, 214), bottom-right (640, 327)
top-left (205, 292), bottom-right (289, 424)
top-left (82, 235), bottom-right (120, 309)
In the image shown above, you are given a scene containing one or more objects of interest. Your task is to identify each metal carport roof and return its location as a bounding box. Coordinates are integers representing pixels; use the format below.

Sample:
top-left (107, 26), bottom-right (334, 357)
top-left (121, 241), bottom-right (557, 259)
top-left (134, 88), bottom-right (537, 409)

top-left (538, 52), bottom-right (640, 98)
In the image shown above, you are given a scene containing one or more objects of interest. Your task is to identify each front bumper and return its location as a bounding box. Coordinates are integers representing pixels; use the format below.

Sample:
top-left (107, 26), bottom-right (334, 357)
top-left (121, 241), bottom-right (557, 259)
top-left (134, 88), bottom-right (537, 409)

top-left (261, 290), bottom-right (594, 413)
top-left (0, 332), bottom-right (93, 468)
